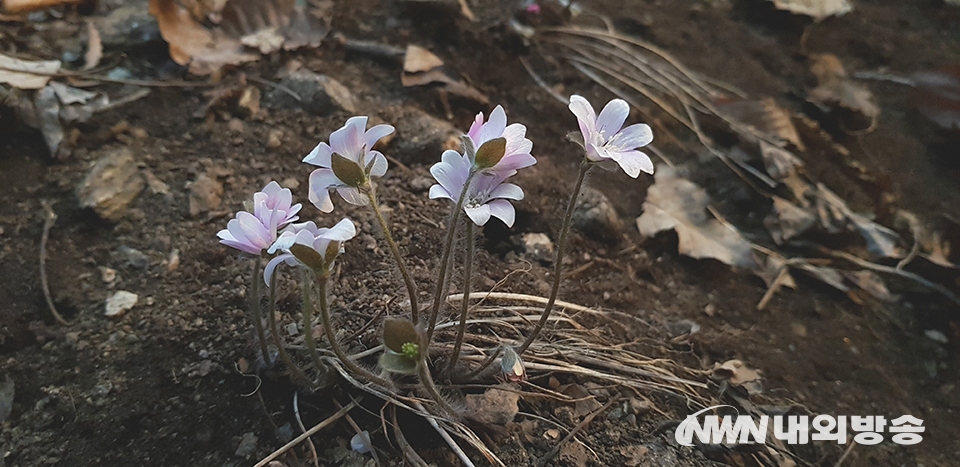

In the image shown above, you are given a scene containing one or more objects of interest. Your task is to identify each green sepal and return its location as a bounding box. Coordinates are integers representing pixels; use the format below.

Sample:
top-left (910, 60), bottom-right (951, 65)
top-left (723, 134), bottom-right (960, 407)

top-left (382, 317), bottom-right (421, 355)
top-left (379, 350), bottom-right (418, 375)
top-left (474, 137), bottom-right (507, 169)
top-left (289, 244), bottom-right (324, 271)
top-left (331, 152), bottom-right (366, 187)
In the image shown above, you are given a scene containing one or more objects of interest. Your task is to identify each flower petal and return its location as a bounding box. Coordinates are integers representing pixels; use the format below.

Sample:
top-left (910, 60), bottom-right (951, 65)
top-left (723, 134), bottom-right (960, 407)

top-left (490, 183), bottom-right (524, 200)
top-left (596, 98), bottom-right (629, 138)
top-left (264, 254), bottom-right (294, 286)
top-left (430, 150), bottom-right (469, 197)
top-left (330, 117), bottom-right (366, 161)
top-left (610, 123), bottom-right (653, 150)
top-left (568, 95), bottom-right (597, 136)
top-left (364, 124), bottom-right (394, 150)
top-left (496, 153), bottom-right (537, 172)
top-left (478, 105), bottom-right (507, 144)
top-left (303, 142), bottom-right (333, 167)
top-left (612, 150), bottom-right (654, 178)
top-left (467, 111), bottom-right (484, 141)
top-left (464, 204), bottom-right (491, 226)
top-left (429, 184), bottom-right (453, 200)
top-left (487, 199), bottom-right (516, 227)
top-left (324, 218), bottom-right (357, 242)
top-left (337, 187), bottom-right (369, 206)
top-left (309, 169), bottom-right (341, 212)
top-left (368, 152), bottom-right (388, 178)
top-left (236, 211), bottom-right (272, 250)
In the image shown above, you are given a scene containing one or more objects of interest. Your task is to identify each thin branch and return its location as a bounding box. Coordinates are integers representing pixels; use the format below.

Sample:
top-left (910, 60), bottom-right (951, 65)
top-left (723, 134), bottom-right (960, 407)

top-left (39, 201), bottom-right (68, 326)
top-left (253, 398), bottom-right (360, 467)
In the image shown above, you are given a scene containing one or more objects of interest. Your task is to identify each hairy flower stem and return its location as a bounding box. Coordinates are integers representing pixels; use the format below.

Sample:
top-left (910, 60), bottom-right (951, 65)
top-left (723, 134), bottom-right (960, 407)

top-left (366, 186), bottom-right (419, 323)
top-left (267, 270), bottom-right (314, 388)
top-left (445, 222), bottom-right (474, 376)
top-left (301, 271), bottom-right (329, 375)
top-left (517, 162), bottom-right (592, 355)
top-left (427, 171), bottom-right (476, 343)
top-left (418, 356), bottom-right (458, 417)
top-left (251, 257), bottom-right (272, 364)
top-left (316, 275), bottom-right (392, 387)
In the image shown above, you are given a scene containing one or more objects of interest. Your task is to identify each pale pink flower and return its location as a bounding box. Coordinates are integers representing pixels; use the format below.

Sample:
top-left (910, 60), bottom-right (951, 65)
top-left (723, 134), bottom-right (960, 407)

top-left (429, 150), bottom-right (524, 227)
top-left (303, 116), bottom-right (394, 212)
top-left (263, 218), bottom-right (356, 284)
top-left (568, 95), bottom-right (654, 178)
top-left (218, 181), bottom-right (301, 255)
top-left (464, 105), bottom-right (536, 173)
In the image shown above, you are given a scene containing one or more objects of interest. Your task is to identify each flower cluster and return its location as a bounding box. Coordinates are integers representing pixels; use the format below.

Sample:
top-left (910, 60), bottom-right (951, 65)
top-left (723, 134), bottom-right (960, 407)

top-left (217, 181), bottom-right (301, 255)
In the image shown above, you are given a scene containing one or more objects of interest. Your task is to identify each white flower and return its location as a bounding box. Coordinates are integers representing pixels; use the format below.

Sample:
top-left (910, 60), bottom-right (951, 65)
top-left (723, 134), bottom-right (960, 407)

top-left (218, 181), bottom-right (301, 255)
top-left (464, 105), bottom-right (536, 173)
top-left (263, 218), bottom-right (356, 284)
top-left (429, 149), bottom-right (524, 227)
top-left (568, 95), bottom-right (654, 178)
top-left (303, 116), bottom-right (394, 212)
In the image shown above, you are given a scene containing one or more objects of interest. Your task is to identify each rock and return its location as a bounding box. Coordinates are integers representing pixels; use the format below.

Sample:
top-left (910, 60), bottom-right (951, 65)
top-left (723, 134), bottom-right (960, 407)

top-left (188, 173), bottom-right (223, 217)
top-left (235, 432), bottom-right (258, 458)
top-left (572, 186), bottom-right (623, 243)
top-left (76, 148), bottom-right (144, 222)
top-left (115, 245), bottom-right (149, 270)
top-left (408, 175), bottom-right (434, 192)
top-left (266, 129), bottom-right (283, 148)
top-left (520, 232), bottom-right (554, 263)
top-left (94, 5), bottom-right (162, 50)
top-left (105, 291), bottom-right (138, 317)
top-left (266, 70), bottom-right (358, 115)
top-left (464, 385), bottom-right (520, 426)
top-left (387, 106), bottom-right (460, 165)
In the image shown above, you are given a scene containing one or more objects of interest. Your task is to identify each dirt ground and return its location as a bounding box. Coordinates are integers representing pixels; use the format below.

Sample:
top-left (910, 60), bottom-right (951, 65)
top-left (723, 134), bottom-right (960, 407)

top-left (1, 0), bottom-right (960, 466)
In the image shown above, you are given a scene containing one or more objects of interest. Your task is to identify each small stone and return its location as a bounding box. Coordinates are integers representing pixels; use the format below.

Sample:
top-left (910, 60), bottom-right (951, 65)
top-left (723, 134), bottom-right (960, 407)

top-left (116, 245), bottom-right (149, 270)
top-left (703, 303), bottom-right (716, 317)
top-left (143, 171), bottom-right (171, 196)
top-left (76, 147), bottom-right (145, 222)
top-left (266, 129), bottom-right (283, 148)
top-left (280, 177), bottom-right (300, 190)
top-left (791, 322), bottom-right (808, 337)
top-left (235, 432), bottom-right (258, 458)
top-left (387, 106), bottom-right (461, 165)
top-left (925, 329), bottom-right (949, 344)
top-left (572, 186), bottom-right (623, 243)
top-left (285, 323), bottom-right (299, 336)
top-left (628, 397), bottom-right (655, 415)
top-left (520, 232), bottom-right (554, 263)
top-left (544, 428), bottom-right (560, 440)
top-left (105, 291), bottom-right (138, 317)
top-left (408, 175), bottom-right (434, 192)
top-left (228, 118), bottom-right (245, 133)
top-left (188, 173), bottom-right (223, 217)
top-left (464, 386), bottom-right (520, 425)
top-left (267, 70), bottom-right (358, 115)
top-left (99, 267), bottom-right (117, 284)
top-left (166, 249), bottom-right (180, 272)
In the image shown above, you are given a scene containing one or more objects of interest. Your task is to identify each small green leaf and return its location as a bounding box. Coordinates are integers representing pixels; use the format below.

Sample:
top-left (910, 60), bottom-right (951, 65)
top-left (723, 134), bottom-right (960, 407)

top-left (331, 153), bottom-right (366, 187)
top-left (289, 244), bottom-right (324, 271)
top-left (474, 137), bottom-right (507, 169)
top-left (383, 317), bottom-right (420, 354)
top-left (379, 350), bottom-right (418, 374)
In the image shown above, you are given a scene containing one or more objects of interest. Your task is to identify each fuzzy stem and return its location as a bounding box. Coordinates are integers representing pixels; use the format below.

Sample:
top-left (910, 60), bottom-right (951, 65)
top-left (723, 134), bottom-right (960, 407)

top-left (427, 171), bottom-right (476, 343)
top-left (316, 275), bottom-right (392, 387)
top-left (445, 222), bottom-right (474, 376)
top-left (366, 185), bottom-right (420, 323)
top-left (418, 356), bottom-right (458, 417)
top-left (516, 162), bottom-right (591, 355)
top-left (267, 268), bottom-right (314, 388)
top-left (301, 271), bottom-right (328, 375)
top-left (251, 257), bottom-right (272, 364)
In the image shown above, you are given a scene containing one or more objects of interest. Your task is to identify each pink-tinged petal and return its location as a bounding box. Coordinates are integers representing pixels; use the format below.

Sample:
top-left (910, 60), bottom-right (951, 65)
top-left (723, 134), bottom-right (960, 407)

top-left (464, 204), bottom-right (491, 226)
top-left (610, 123), bottom-right (653, 150)
top-left (611, 150), bottom-right (654, 178)
top-left (236, 211), bottom-right (273, 249)
top-left (309, 185), bottom-right (334, 213)
top-left (430, 150), bottom-right (469, 195)
top-left (309, 169), bottom-right (340, 212)
top-left (282, 203), bottom-right (303, 226)
top-left (584, 142), bottom-right (605, 162)
top-left (363, 124), bottom-right (394, 150)
top-left (490, 183), bottom-right (524, 200)
top-left (496, 153), bottom-right (537, 172)
top-left (568, 95), bottom-right (597, 136)
top-left (368, 152), bottom-right (388, 178)
top-left (478, 105), bottom-right (508, 144)
top-left (429, 184), bottom-right (453, 200)
top-left (337, 187), bottom-right (369, 206)
top-left (502, 124), bottom-right (532, 155)
top-left (303, 142), bottom-right (333, 167)
top-left (330, 117), bottom-right (366, 161)
top-left (467, 112), bottom-right (484, 141)
top-left (487, 199), bottom-right (516, 227)
top-left (268, 231), bottom-right (296, 254)
top-left (324, 218), bottom-right (357, 242)
top-left (264, 254), bottom-right (294, 286)
top-left (596, 99), bottom-right (629, 138)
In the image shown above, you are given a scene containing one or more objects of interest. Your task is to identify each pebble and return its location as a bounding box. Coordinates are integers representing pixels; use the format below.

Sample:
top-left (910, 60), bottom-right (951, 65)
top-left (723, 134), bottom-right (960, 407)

top-left (188, 173), bottom-right (223, 217)
top-left (105, 291), bottom-right (138, 317)
top-left (235, 432), bottom-right (258, 458)
top-left (267, 70), bottom-right (358, 115)
top-left (116, 245), bottom-right (149, 270)
top-left (520, 232), bottom-right (554, 263)
top-left (572, 186), bottom-right (623, 243)
top-left (266, 129), bottom-right (283, 148)
top-left (387, 107), bottom-right (460, 165)
top-left (76, 147), bottom-right (145, 222)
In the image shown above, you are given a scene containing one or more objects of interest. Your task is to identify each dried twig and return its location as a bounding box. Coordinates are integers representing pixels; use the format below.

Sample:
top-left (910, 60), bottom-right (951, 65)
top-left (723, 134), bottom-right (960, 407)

top-left (39, 201), bottom-right (68, 326)
top-left (253, 398), bottom-right (360, 467)
top-left (537, 396), bottom-right (619, 466)
top-left (293, 391), bottom-right (320, 467)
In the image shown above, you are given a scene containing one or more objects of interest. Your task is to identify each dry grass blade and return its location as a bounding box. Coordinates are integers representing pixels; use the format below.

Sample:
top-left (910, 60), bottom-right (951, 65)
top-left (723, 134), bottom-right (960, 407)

top-left (253, 398), bottom-right (360, 467)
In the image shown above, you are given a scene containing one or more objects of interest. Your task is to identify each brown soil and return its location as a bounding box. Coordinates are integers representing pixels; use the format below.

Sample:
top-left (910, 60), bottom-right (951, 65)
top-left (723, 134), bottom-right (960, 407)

top-left (2, 0), bottom-right (960, 466)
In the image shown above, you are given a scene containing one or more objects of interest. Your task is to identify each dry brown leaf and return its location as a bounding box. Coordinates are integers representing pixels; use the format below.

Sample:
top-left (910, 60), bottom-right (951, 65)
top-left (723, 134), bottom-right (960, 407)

top-left (842, 270), bottom-right (896, 301)
top-left (760, 141), bottom-right (804, 180)
top-left (808, 54), bottom-right (879, 131)
top-left (2, 0), bottom-right (87, 13)
top-left (0, 54), bottom-right (60, 89)
top-left (403, 45), bottom-right (444, 74)
top-left (149, 0), bottom-right (257, 75)
top-left (712, 360), bottom-right (763, 395)
top-left (717, 98), bottom-right (805, 150)
top-left (220, 0), bottom-right (328, 53)
top-left (637, 166), bottom-right (757, 268)
top-left (894, 210), bottom-right (956, 268)
top-left (815, 183), bottom-right (901, 258)
top-left (755, 254), bottom-right (797, 310)
top-left (769, 0), bottom-right (852, 21)
top-left (83, 20), bottom-right (103, 71)
top-left (765, 196), bottom-right (816, 244)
